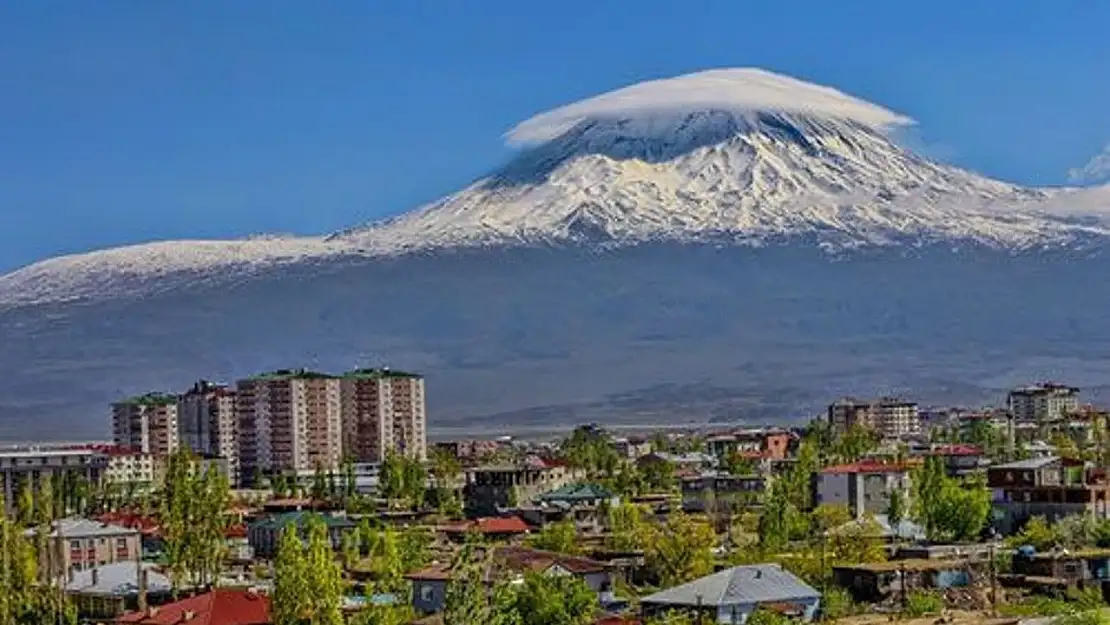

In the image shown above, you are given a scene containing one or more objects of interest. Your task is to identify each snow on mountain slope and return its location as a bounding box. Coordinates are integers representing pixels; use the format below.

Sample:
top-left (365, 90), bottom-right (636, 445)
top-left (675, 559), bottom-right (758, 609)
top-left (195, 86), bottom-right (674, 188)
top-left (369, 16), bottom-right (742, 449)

top-left (3, 68), bottom-right (1110, 307)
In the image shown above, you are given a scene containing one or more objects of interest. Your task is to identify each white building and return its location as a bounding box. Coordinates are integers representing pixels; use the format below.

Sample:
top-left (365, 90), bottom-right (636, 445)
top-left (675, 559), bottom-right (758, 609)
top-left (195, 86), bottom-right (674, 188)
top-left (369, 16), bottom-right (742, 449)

top-left (827, 397), bottom-right (920, 439)
top-left (814, 460), bottom-right (912, 519)
top-left (102, 449), bottom-right (159, 488)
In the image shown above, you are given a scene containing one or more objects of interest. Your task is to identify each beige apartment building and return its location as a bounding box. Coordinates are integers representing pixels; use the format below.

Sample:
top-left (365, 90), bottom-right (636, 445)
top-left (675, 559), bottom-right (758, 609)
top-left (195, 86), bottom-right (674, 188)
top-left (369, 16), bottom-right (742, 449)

top-left (33, 518), bottom-right (142, 575)
top-left (236, 370), bottom-right (344, 482)
top-left (1008, 383), bottom-right (1080, 423)
top-left (828, 396), bottom-right (920, 439)
top-left (340, 368), bottom-right (428, 463)
top-left (0, 448), bottom-right (110, 514)
top-left (111, 394), bottom-right (180, 456)
top-left (178, 380), bottom-right (240, 483)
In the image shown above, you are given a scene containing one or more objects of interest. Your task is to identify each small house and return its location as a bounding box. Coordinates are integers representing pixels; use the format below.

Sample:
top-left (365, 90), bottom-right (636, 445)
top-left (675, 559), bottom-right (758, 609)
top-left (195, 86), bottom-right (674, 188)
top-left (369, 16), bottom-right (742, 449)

top-left (640, 564), bottom-right (820, 623)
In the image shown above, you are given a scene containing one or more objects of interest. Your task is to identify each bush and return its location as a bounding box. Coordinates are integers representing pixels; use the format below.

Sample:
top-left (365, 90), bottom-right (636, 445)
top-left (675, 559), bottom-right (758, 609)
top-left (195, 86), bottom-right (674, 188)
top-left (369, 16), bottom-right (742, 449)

top-left (820, 587), bottom-right (856, 621)
top-left (903, 590), bottom-right (944, 617)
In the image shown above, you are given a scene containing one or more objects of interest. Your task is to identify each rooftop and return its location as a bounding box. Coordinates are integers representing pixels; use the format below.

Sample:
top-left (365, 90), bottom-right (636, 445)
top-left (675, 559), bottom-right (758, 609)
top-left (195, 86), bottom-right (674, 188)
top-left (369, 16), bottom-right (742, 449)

top-left (442, 516), bottom-right (531, 535)
top-left (249, 511), bottom-right (355, 532)
top-left (115, 392), bottom-right (177, 407)
top-left (990, 456), bottom-right (1061, 471)
top-left (65, 562), bottom-right (172, 597)
top-left (537, 483), bottom-right (614, 503)
top-left (821, 460), bottom-right (910, 475)
top-left (33, 518), bottom-right (139, 539)
top-left (117, 588), bottom-right (271, 625)
top-left (342, 367), bottom-right (423, 380)
top-left (406, 546), bottom-right (608, 582)
top-left (641, 564), bottom-right (819, 607)
top-left (244, 368), bottom-right (336, 381)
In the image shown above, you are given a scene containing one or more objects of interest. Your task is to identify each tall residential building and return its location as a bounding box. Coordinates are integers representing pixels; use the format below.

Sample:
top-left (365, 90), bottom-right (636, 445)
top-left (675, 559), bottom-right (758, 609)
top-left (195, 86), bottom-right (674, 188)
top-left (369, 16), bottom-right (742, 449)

top-left (827, 396), bottom-right (920, 439)
top-left (1008, 383), bottom-right (1080, 423)
top-left (340, 368), bottom-right (428, 463)
top-left (178, 380), bottom-right (239, 482)
top-left (111, 394), bottom-right (180, 456)
top-left (236, 369), bottom-right (343, 482)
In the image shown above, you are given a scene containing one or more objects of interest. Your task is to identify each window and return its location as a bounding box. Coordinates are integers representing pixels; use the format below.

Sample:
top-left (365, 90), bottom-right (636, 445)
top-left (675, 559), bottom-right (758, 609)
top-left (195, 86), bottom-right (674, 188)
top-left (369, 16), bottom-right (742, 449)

top-left (116, 538), bottom-right (129, 559)
top-left (419, 585), bottom-right (435, 602)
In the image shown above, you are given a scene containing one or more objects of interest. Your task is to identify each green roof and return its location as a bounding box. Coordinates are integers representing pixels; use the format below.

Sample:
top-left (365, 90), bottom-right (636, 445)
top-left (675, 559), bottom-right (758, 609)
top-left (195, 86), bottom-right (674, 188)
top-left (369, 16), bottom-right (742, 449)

top-left (246, 368), bottom-right (337, 381)
top-left (342, 368), bottom-right (422, 380)
top-left (116, 392), bottom-right (177, 407)
top-left (536, 483), bottom-right (614, 503)
top-left (249, 511), bottom-right (356, 532)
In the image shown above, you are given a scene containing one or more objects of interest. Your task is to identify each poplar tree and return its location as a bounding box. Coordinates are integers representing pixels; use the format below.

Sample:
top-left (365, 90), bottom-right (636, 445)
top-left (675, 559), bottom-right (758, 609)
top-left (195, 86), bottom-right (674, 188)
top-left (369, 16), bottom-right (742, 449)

top-left (305, 517), bottom-right (345, 625)
top-left (272, 523), bottom-right (309, 625)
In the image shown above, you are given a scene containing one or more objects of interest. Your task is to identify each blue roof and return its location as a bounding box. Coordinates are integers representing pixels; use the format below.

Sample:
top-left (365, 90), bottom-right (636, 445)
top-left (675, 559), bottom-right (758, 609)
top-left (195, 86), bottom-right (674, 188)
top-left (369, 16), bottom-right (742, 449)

top-left (641, 564), bottom-right (819, 607)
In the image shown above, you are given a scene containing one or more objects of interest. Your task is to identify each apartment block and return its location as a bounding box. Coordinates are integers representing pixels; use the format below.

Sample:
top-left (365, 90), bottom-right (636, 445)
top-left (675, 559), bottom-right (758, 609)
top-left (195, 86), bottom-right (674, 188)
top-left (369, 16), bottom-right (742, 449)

top-left (100, 447), bottom-right (159, 488)
top-left (828, 397), bottom-right (920, 439)
top-left (236, 369), bottom-right (343, 482)
top-left (0, 448), bottom-right (110, 514)
top-left (111, 394), bottom-right (180, 456)
top-left (340, 368), bottom-right (428, 463)
top-left (178, 380), bottom-right (239, 483)
top-left (1008, 383), bottom-right (1080, 423)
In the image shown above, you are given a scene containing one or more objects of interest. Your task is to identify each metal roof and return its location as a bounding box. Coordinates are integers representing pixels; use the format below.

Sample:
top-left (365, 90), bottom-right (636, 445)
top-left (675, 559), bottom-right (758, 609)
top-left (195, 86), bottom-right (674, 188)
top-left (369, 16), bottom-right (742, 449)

top-left (66, 562), bottom-right (173, 597)
top-left (640, 564), bottom-right (818, 608)
top-left (990, 456), bottom-right (1059, 471)
top-left (33, 518), bottom-right (140, 539)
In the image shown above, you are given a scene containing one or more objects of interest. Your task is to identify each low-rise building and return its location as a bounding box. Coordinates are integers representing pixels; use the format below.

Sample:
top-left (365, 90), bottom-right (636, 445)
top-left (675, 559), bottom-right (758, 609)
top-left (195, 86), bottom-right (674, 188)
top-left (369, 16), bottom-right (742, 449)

top-left (706, 430), bottom-right (793, 461)
top-left (987, 456), bottom-right (1110, 533)
top-left (463, 457), bottom-right (577, 516)
top-left (407, 546), bottom-right (612, 615)
top-left (63, 561), bottom-right (173, 621)
top-left (640, 564), bottom-right (821, 623)
top-left (247, 511), bottom-right (357, 559)
top-left (814, 460), bottom-right (912, 519)
top-left (612, 436), bottom-right (653, 460)
top-left (32, 518), bottom-right (142, 575)
top-left (680, 473), bottom-right (765, 514)
top-left (0, 447), bottom-right (110, 514)
top-left (116, 588), bottom-right (271, 625)
top-left (100, 447), bottom-right (160, 489)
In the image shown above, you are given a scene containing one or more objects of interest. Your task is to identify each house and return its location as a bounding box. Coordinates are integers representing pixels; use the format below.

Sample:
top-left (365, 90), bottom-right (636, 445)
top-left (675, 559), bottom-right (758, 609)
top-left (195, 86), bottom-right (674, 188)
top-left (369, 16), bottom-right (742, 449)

top-left (640, 564), bottom-right (821, 623)
top-left (680, 473), bottom-right (764, 514)
top-left (1011, 547), bottom-right (1110, 585)
top-left (637, 452), bottom-right (718, 473)
top-left (927, 444), bottom-right (987, 477)
top-left (536, 483), bottom-right (616, 507)
top-left (706, 430), bottom-right (794, 461)
top-left (406, 546), bottom-right (612, 615)
top-left (116, 588), bottom-right (271, 625)
top-left (832, 559), bottom-right (981, 603)
top-left (247, 511), bottom-right (356, 558)
top-left (613, 437), bottom-right (653, 460)
top-left (63, 562), bottom-right (173, 621)
top-left (441, 516), bottom-right (531, 541)
top-left (30, 518), bottom-right (142, 575)
top-left (987, 456), bottom-right (1110, 533)
top-left (814, 461), bottom-right (912, 519)
top-left (463, 457), bottom-right (577, 516)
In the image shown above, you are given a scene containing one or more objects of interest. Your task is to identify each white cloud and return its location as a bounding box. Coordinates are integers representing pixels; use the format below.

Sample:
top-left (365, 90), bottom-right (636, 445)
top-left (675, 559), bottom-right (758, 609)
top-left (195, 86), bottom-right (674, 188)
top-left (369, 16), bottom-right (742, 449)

top-left (506, 68), bottom-right (915, 146)
top-left (1068, 143), bottom-right (1110, 185)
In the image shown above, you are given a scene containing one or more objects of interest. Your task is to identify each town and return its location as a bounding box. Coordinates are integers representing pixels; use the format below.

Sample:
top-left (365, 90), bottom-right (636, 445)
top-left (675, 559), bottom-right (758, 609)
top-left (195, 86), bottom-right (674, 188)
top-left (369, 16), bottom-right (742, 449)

top-left (1, 371), bottom-right (1107, 625)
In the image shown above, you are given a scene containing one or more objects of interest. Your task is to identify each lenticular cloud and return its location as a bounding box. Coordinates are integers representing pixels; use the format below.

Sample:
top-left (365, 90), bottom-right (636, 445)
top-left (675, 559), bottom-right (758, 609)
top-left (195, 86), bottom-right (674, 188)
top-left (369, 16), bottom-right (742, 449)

top-left (506, 68), bottom-right (915, 146)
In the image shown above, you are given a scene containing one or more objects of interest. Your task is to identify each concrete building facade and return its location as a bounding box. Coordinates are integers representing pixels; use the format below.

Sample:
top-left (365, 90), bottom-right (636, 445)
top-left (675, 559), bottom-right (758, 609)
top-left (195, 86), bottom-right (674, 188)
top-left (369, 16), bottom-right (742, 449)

top-left (340, 369), bottom-right (427, 463)
top-left (178, 380), bottom-right (240, 482)
top-left (1008, 383), bottom-right (1080, 423)
top-left (111, 394), bottom-right (180, 457)
top-left (0, 448), bottom-right (110, 514)
top-left (828, 397), bottom-right (921, 439)
top-left (236, 370), bottom-right (344, 482)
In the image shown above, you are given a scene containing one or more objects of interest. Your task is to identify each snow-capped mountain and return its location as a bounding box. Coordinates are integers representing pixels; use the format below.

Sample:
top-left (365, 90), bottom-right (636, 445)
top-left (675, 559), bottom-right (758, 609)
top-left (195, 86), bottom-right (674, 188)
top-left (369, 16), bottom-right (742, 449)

top-left (4, 68), bottom-right (1110, 439)
top-left (2, 68), bottom-right (1108, 307)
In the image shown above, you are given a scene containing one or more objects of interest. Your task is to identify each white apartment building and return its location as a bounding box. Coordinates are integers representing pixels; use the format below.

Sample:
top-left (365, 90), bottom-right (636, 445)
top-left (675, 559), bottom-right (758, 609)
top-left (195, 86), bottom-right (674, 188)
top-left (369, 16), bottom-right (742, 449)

top-left (178, 380), bottom-right (240, 483)
top-left (814, 460), bottom-right (912, 519)
top-left (827, 397), bottom-right (920, 439)
top-left (101, 448), bottom-right (159, 487)
top-left (340, 368), bottom-right (428, 463)
top-left (236, 370), bottom-right (344, 483)
top-left (111, 394), bottom-right (180, 456)
top-left (1008, 383), bottom-right (1080, 423)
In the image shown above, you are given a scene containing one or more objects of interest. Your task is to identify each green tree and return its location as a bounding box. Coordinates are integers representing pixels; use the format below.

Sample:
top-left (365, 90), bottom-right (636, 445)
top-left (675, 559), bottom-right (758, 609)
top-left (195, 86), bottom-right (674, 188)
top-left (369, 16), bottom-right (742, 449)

top-left (748, 607), bottom-right (791, 625)
top-left (645, 512), bottom-right (716, 586)
top-left (273, 523), bottom-right (310, 625)
top-left (399, 526), bottom-right (433, 572)
top-left (758, 479), bottom-right (793, 552)
top-left (304, 517), bottom-right (345, 625)
top-left (640, 458), bottom-right (676, 493)
top-left (16, 480), bottom-right (34, 527)
top-left (443, 545), bottom-right (494, 625)
top-left (311, 465), bottom-right (328, 501)
top-left (528, 520), bottom-right (579, 554)
top-left (512, 572), bottom-right (595, 625)
top-left (810, 504), bottom-right (852, 535)
top-left (887, 487), bottom-right (906, 528)
top-left (1007, 516), bottom-right (1058, 550)
top-left (606, 501), bottom-right (646, 552)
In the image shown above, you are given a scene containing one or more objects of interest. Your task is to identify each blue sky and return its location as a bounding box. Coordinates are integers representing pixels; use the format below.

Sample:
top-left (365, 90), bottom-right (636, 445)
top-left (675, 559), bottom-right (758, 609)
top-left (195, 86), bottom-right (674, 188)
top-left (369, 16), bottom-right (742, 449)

top-left (1, 1), bottom-right (1109, 272)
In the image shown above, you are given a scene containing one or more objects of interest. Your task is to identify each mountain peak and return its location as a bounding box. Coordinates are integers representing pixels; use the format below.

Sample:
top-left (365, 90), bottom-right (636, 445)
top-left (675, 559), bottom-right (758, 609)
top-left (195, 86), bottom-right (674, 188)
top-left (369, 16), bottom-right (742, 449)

top-left (506, 68), bottom-right (914, 146)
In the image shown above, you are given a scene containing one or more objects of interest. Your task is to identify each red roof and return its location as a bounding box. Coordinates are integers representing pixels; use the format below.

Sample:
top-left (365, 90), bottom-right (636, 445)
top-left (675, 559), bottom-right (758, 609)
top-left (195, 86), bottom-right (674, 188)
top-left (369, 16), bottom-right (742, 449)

top-left (443, 516), bottom-right (530, 535)
top-left (225, 523), bottom-right (248, 539)
top-left (98, 512), bottom-right (161, 536)
top-left (117, 589), bottom-right (270, 625)
top-left (821, 460), bottom-right (909, 475)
